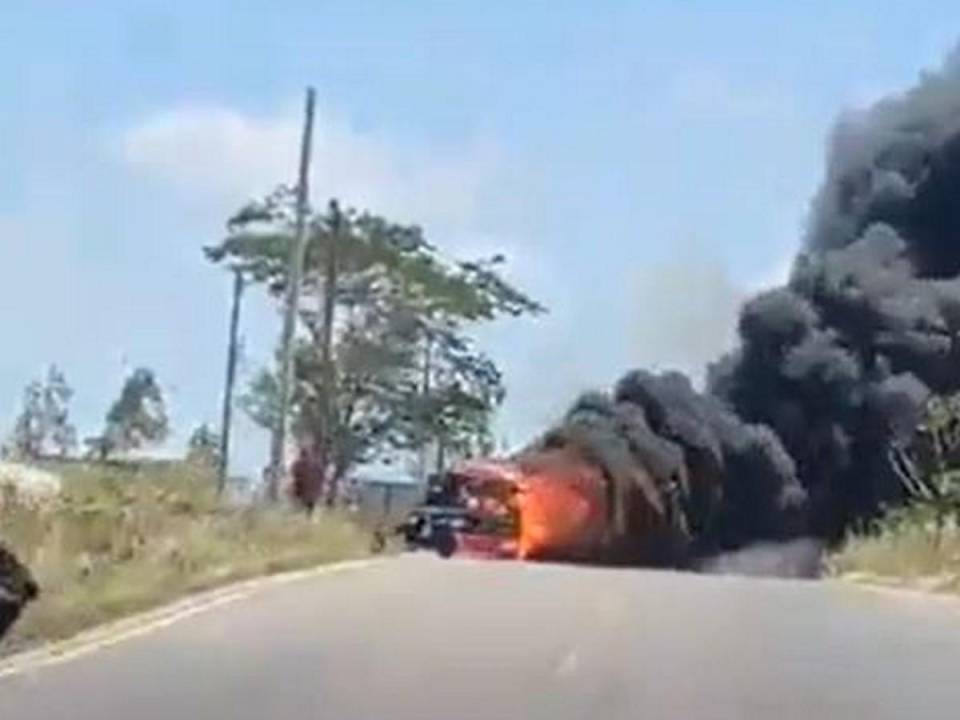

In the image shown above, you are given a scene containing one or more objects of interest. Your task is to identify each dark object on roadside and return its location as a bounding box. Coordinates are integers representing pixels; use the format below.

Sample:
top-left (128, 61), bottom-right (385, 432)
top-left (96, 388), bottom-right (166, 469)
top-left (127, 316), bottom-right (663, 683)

top-left (290, 447), bottom-right (324, 512)
top-left (0, 543), bottom-right (38, 642)
top-left (433, 523), bottom-right (457, 558)
top-left (396, 506), bottom-right (477, 554)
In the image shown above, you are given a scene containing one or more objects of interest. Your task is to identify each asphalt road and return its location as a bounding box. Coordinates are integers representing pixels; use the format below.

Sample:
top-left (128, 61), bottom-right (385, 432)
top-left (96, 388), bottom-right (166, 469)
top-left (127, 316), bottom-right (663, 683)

top-left (2, 554), bottom-right (960, 719)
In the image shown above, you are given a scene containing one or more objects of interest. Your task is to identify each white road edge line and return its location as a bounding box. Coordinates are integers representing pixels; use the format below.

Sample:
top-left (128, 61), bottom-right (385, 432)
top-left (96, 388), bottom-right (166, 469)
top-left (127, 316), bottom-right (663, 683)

top-left (0, 557), bottom-right (382, 680)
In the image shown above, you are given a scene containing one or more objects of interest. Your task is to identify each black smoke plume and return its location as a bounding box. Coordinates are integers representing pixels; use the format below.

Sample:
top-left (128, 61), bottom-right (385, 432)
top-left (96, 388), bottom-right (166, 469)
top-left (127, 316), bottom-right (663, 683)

top-left (544, 48), bottom-right (960, 548)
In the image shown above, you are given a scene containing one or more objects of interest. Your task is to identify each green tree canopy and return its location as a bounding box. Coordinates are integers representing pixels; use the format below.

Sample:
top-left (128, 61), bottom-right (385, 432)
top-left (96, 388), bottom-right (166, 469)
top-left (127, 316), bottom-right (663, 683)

top-left (12, 380), bottom-right (44, 459)
top-left (11, 365), bottom-right (77, 459)
top-left (44, 366), bottom-right (77, 457)
top-left (208, 188), bottom-right (544, 488)
top-left (186, 423), bottom-right (221, 468)
top-left (97, 367), bottom-right (170, 456)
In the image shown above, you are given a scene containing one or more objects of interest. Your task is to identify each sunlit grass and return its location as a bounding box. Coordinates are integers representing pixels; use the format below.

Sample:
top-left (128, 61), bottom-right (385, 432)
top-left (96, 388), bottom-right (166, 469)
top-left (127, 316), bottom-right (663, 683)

top-left (830, 505), bottom-right (960, 594)
top-left (1, 460), bottom-right (371, 652)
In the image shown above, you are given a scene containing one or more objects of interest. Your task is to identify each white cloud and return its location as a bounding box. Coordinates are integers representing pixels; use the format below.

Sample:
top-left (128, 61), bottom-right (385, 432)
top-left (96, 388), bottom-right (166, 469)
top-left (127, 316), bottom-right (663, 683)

top-left (121, 107), bottom-right (294, 202)
top-left (120, 103), bottom-right (499, 237)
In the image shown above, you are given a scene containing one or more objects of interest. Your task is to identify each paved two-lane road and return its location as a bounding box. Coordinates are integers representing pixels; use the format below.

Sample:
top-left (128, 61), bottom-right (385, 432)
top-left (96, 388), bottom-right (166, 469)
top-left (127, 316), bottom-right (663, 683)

top-left (2, 554), bottom-right (960, 719)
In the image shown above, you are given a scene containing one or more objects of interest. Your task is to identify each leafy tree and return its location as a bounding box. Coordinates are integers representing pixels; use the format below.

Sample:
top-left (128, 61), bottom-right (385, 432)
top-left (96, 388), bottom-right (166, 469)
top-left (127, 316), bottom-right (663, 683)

top-left (893, 393), bottom-right (960, 544)
top-left (240, 319), bottom-right (420, 483)
top-left (11, 365), bottom-right (77, 459)
top-left (44, 366), bottom-right (77, 457)
top-left (12, 380), bottom-right (45, 459)
top-left (100, 368), bottom-right (169, 455)
top-left (209, 189), bottom-right (544, 495)
top-left (240, 368), bottom-right (283, 434)
top-left (186, 423), bottom-right (222, 468)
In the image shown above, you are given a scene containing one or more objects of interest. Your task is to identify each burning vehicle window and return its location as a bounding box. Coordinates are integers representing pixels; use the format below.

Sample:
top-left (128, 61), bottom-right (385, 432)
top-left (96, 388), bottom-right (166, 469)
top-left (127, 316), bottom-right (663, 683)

top-left (4, 4), bottom-right (960, 719)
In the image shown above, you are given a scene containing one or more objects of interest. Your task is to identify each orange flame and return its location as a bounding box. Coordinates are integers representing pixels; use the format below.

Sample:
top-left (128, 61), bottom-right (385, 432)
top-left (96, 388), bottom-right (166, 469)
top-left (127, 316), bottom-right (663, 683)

top-left (454, 452), bottom-right (610, 561)
top-left (515, 472), bottom-right (602, 559)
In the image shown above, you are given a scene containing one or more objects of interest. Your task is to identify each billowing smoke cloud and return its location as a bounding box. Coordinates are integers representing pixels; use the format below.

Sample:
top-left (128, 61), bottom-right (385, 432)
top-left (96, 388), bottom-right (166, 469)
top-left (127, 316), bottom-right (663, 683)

top-left (542, 47), bottom-right (960, 549)
top-left (536, 370), bottom-right (807, 555)
top-left (711, 48), bottom-right (960, 539)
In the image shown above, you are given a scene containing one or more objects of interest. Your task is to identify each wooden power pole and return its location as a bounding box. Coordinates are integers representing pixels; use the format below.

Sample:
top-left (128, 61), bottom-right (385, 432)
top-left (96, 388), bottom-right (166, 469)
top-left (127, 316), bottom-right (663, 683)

top-left (217, 268), bottom-right (245, 495)
top-left (268, 86), bottom-right (316, 500)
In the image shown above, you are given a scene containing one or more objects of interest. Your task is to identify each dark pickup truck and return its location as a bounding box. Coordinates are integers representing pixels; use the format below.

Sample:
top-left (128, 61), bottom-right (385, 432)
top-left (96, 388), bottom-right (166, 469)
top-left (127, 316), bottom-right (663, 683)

top-left (396, 505), bottom-right (478, 557)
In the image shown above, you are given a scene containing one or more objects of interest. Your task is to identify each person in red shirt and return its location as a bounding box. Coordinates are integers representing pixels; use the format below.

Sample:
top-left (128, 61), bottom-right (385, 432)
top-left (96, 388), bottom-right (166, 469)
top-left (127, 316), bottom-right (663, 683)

top-left (290, 447), bottom-right (323, 514)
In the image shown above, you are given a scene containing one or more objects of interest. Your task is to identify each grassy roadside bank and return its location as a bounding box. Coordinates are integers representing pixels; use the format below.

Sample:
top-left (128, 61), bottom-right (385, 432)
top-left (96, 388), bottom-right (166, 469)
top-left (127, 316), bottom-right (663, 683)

top-left (830, 507), bottom-right (960, 595)
top-left (1, 461), bottom-right (373, 653)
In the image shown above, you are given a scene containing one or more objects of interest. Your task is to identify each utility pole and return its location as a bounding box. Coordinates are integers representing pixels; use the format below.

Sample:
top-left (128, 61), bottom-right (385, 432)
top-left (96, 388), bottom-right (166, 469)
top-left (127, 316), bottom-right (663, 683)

top-left (268, 86), bottom-right (316, 501)
top-left (217, 268), bottom-right (245, 495)
top-left (319, 200), bottom-right (341, 506)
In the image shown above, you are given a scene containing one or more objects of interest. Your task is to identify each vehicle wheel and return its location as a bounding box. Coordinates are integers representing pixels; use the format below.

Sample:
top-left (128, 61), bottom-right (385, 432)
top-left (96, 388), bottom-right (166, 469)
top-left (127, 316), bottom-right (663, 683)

top-left (434, 527), bottom-right (457, 558)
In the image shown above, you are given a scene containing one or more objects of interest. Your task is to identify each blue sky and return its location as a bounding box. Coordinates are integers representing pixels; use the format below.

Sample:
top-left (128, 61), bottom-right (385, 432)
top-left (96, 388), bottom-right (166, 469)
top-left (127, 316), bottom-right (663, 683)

top-left (2, 1), bottom-right (959, 475)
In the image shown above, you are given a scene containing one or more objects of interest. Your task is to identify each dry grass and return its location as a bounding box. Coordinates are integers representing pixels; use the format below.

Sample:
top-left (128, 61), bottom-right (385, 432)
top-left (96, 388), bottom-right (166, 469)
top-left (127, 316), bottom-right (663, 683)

top-left (830, 507), bottom-right (960, 594)
top-left (1, 461), bottom-right (372, 652)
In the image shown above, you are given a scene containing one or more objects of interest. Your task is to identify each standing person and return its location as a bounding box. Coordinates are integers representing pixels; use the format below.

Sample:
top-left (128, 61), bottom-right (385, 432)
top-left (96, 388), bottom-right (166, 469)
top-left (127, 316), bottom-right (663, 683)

top-left (290, 447), bottom-right (321, 514)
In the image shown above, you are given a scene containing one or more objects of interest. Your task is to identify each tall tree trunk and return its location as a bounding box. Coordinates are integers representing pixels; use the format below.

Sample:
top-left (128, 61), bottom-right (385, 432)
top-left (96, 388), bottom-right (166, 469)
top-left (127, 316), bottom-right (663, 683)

top-left (320, 202), bottom-right (341, 507)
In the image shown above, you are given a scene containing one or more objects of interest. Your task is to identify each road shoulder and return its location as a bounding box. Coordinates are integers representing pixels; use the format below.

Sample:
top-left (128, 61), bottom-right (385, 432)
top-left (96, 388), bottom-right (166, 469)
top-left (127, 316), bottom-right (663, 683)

top-left (0, 558), bottom-right (380, 680)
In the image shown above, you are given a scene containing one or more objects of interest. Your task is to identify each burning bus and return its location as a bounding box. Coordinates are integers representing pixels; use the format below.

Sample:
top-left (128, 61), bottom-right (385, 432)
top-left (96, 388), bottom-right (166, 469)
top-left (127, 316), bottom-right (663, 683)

top-left (400, 371), bottom-right (809, 567)
top-left (403, 438), bottom-right (697, 565)
top-left (440, 444), bottom-right (692, 565)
